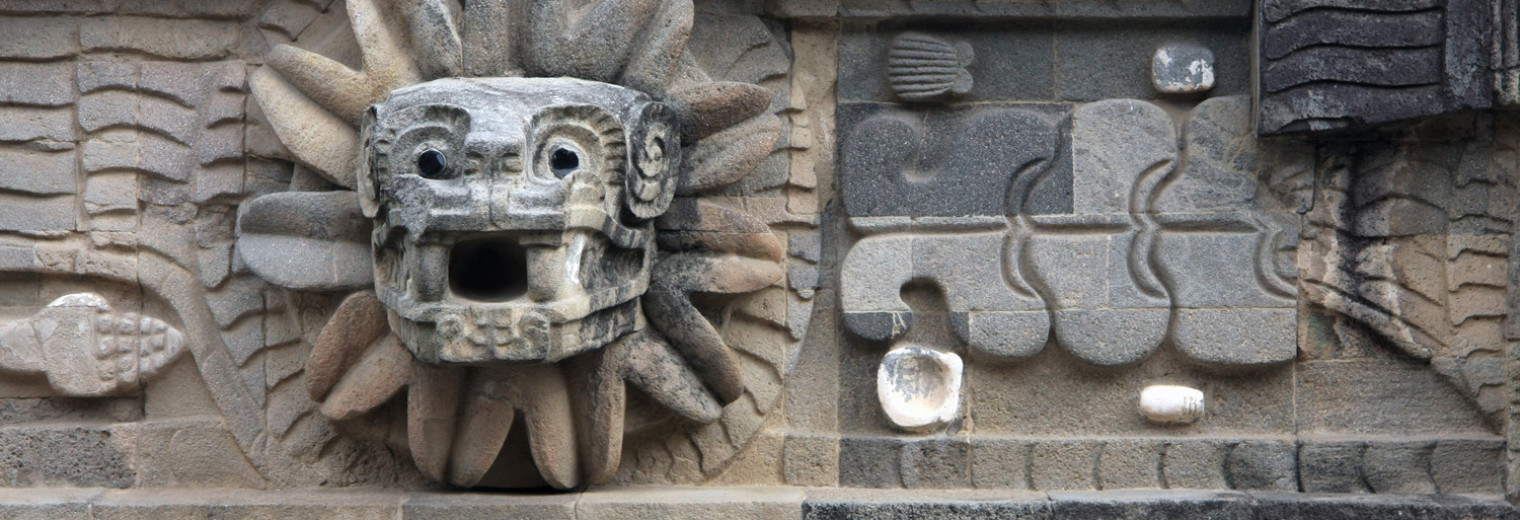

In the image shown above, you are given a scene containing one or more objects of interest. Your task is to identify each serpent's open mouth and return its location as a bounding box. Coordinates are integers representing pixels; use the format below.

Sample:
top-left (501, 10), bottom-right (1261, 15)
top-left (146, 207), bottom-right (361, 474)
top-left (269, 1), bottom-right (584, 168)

top-left (449, 235), bottom-right (529, 302)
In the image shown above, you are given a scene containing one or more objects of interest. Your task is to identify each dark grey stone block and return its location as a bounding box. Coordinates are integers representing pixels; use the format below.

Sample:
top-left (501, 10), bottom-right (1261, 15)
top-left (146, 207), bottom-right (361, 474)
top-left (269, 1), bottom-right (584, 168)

top-left (837, 103), bottom-right (1068, 218)
top-left (1252, 492), bottom-right (1520, 520)
top-left (901, 438), bottom-right (971, 489)
top-left (840, 22), bottom-right (1054, 103)
top-left (838, 437), bottom-right (904, 488)
top-left (1050, 490), bottom-right (1251, 520)
top-left (1298, 441), bottom-right (1367, 493)
top-left (1226, 441), bottom-right (1296, 491)
top-left (803, 490), bottom-right (1050, 520)
top-left (1053, 21), bottom-right (1249, 102)
top-left (1256, 0), bottom-right (1492, 135)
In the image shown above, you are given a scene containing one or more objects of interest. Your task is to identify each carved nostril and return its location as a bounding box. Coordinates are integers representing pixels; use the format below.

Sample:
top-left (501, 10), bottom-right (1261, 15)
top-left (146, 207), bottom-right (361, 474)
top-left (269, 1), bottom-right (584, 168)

top-left (448, 236), bottom-right (528, 302)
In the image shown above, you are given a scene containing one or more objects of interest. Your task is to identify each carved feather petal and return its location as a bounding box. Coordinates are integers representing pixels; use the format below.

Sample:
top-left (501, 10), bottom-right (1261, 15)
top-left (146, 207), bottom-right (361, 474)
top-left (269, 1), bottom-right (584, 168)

top-left (567, 346), bottom-right (625, 484)
top-left (400, 0), bottom-right (463, 79)
top-left (408, 363), bottom-right (463, 482)
top-left (235, 190), bottom-right (373, 291)
top-left (666, 81), bottom-right (771, 141)
top-left (623, 329), bottom-right (722, 423)
top-left (618, 0), bottom-right (693, 96)
top-left (266, 44), bottom-right (372, 126)
top-left (523, 0), bottom-right (660, 82)
top-left (676, 113), bottom-right (780, 195)
top-left (249, 67), bottom-right (359, 188)
top-left (462, 0), bottom-right (518, 76)
top-left (308, 291), bottom-right (390, 402)
top-left (644, 283), bottom-right (744, 404)
top-left (517, 365), bottom-right (580, 489)
top-left (317, 334), bottom-right (411, 421)
top-left (448, 367), bottom-right (518, 487)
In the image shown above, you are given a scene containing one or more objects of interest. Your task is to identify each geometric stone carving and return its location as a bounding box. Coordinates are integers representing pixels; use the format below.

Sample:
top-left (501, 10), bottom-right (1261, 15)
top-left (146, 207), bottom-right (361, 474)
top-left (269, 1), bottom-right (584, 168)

top-left (840, 96), bottom-right (1298, 367)
top-left (240, 0), bottom-right (790, 489)
top-left (0, 293), bottom-right (185, 396)
top-left (1256, 0), bottom-right (1491, 135)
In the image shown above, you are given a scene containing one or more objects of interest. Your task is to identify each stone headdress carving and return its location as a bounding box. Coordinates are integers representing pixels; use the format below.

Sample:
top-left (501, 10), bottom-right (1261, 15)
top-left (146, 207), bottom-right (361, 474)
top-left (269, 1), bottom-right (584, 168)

top-left (240, 0), bottom-right (787, 488)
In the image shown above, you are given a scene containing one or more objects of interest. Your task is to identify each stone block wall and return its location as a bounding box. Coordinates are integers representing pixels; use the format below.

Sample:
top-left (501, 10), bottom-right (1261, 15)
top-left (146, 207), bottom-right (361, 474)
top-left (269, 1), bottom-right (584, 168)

top-left (0, 0), bottom-right (1514, 516)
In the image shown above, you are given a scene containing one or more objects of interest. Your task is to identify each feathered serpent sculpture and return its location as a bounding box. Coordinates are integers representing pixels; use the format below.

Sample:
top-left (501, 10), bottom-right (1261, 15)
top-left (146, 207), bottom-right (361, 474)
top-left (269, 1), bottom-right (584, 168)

top-left (239, 0), bottom-right (788, 488)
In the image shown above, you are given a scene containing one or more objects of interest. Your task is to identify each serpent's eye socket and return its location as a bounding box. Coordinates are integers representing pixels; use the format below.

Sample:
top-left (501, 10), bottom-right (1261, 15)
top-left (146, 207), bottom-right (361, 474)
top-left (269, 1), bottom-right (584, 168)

top-left (417, 149), bottom-right (449, 178)
top-left (548, 146), bottom-right (581, 177)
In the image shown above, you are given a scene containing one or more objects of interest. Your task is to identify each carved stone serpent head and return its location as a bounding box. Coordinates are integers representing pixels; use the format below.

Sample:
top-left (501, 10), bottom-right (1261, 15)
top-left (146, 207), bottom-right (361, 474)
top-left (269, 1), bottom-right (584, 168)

top-left (358, 78), bottom-right (680, 364)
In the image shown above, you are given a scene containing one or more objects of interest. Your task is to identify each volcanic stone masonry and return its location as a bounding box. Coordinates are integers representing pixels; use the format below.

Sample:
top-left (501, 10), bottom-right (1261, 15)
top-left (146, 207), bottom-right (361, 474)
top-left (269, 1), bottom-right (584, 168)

top-left (0, 0), bottom-right (1517, 518)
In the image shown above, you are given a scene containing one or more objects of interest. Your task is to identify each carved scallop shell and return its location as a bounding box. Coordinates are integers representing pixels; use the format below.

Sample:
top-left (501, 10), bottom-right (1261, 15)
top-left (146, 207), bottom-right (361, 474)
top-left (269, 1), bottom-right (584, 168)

top-left (887, 32), bottom-right (975, 103)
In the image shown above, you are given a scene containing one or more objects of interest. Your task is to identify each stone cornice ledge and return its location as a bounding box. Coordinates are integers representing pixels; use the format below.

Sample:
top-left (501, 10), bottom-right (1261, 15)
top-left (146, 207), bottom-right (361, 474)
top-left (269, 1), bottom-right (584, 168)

top-left (2, 487), bottom-right (1516, 519)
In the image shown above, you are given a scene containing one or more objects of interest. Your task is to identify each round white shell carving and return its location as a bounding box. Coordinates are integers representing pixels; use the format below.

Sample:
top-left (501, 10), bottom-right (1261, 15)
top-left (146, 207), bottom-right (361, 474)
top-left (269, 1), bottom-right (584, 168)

top-left (877, 344), bottom-right (963, 431)
top-left (1140, 384), bottom-right (1205, 424)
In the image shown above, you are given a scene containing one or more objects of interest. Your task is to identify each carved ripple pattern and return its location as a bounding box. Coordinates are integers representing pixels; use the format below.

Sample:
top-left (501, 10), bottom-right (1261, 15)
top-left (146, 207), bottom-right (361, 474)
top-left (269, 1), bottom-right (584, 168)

top-left (238, 0), bottom-right (794, 488)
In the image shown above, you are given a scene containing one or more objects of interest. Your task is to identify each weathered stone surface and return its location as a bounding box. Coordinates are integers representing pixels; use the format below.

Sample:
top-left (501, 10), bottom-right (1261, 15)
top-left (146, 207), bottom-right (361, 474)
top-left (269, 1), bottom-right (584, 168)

top-left (0, 425), bottom-right (133, 487)
top-left (1256, 0), bottom-right (1490, 134)
top-left (80, 17), bottom-right (240, 60)
top-left (1431, 439), bottom-right (1505, 494)
top-left (1225, 441), bottom-right (1296, 491)
top-left (403, 492), bottom-right (575, 520)
top-left (235, 190), bottom-right (372, 292)
top-left (0, 107), bottom-right (74, 142)
top-left (1096, 440), bottom-right (1162, 489)
top-left (1362, 441), bottom-right (1437, 494)
top-left (839, 105), bottom-right (1062, 217)
top-left (805, 490), bottom-right (1050, 519)
top-left (0, 488), bottom-right (99, 520)
top-left (1153, 43), bottom-right (1215, 94)
top-left (1296, 359), bottom-right (1493, 436)
top-left (839, 437), bottom-right (903, 488)
top-left (1050, 491), bottom-right (1252, 520)
top-left (971, 438), bottom-right (1031, 489)
top-left (91, 489), bottom-right (402, 520)
top-left (0, 63), bottom-right (74, 106)
top-left (1298, 441), bottom-right (1368, 493)
top-left (1164, 440), bottom-right (1230, 490)
top-left (1030, 441), bottom-right (1098, 491)
top-left (784, 434), bottom-right (839, 486)
top-left (900, 438), bottom-right (971, 489)
top-left (577, 487), bottom-right (804, 520)
top-left (0, 17), bottom-right (78, 59)
top-left (0, 149), bottom-right (75, 195)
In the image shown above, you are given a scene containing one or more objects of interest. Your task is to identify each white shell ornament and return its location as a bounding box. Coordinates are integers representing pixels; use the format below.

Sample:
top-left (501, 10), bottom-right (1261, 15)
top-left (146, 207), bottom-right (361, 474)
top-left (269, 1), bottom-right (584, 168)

top-left (1140, 384), bottom-right (1205, 424)
top-left (877, 344), bottom-right (963, 431)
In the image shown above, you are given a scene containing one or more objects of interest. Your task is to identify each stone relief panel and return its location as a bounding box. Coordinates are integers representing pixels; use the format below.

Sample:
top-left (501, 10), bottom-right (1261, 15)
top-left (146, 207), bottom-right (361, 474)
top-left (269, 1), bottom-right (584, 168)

top-left (237, 0), bottom-right (804, 489)
top-left (0, 0), bottom-right (806, 490)
top-left (840, 95), bottom-right (1299, 370)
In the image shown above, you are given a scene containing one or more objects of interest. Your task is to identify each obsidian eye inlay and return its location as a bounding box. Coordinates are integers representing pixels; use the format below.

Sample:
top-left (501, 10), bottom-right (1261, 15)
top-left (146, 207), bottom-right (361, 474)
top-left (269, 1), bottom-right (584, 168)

top-left (549, 147), bottom-right (579, 177)
top-left (417, 149), bottom-right (449, 178)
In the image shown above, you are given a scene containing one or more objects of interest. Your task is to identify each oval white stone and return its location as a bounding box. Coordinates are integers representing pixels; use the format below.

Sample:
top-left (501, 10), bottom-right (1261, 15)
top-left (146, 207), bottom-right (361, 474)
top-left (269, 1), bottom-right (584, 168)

top-left (877, 345), bottom-right (962, 431)
top-left (1140, 384), bottom-right (1204, 424)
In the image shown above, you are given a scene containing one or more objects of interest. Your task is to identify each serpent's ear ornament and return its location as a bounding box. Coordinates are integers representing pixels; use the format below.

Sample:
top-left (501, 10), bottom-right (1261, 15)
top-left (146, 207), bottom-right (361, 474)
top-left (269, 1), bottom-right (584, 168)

top-left (238, 0), bottom-right (787, 488)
